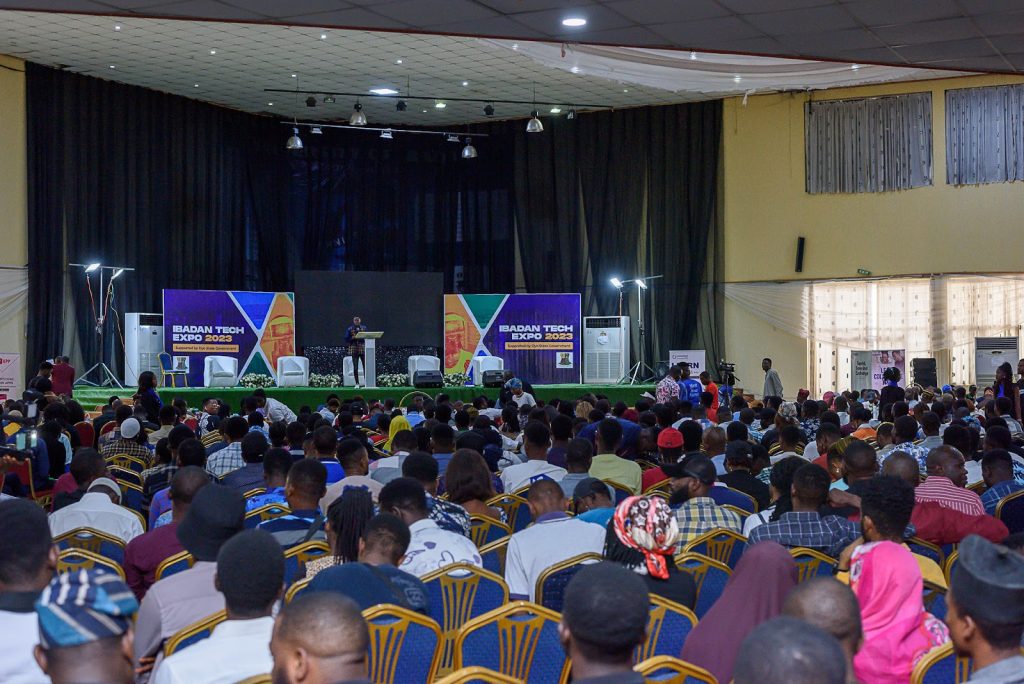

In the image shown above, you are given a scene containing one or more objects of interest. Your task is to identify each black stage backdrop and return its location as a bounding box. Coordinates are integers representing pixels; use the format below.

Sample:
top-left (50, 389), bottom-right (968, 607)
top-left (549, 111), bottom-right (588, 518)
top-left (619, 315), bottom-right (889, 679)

top-left (26, 63), bottom-right (722, 382)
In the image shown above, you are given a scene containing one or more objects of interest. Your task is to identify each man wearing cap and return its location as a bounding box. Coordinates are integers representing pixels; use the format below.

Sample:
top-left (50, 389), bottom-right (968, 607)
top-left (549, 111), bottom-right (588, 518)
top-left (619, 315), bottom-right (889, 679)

top-left (99, 416), bottom-right (153, 462)
top-left (665, 454), bottom-right (743, 546)
top-left (506, 378), bottom-right (537, 410)
top-left (946, 535), bottom-right (1024, 682)
top-left (48, 476), bottom-right (144, 543)
top-left (34, 569), bottom-right (139, 684)
top-left (134, 485), bottom-right (245, 682)
top-left (573, 477), bottom-right (616, 528)
top-left (641, 427), bottom-right (683, 492)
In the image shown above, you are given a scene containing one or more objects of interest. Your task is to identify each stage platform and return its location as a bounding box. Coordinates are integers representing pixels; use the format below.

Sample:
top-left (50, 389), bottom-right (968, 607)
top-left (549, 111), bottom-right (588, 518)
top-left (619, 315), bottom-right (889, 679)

top-left (73, 383), bottom-right (656, 412)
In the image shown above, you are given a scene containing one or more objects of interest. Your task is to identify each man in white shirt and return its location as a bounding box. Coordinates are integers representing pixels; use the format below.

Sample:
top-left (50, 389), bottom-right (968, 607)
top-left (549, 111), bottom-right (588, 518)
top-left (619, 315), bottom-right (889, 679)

top-left (379, 477), bottom-right (481, 578)
top-left (154, 529), bottom-right (283, 684)
top-left (48, 477), bottom-right (144, 544)
top-left (370, 430), bottom-right (418, 485)
top-left (0, 499), bottom-right (56, 684)
top-left (505, 480), bottom-right (605, 601)
top-left (507, 378), bottom-right (537, 409)
top-left (254, 389), bottom-right (297, 425)
top-left (501, 420), bottom-right (567, 493)
top-left (322, 438), bottom-right (384, 508)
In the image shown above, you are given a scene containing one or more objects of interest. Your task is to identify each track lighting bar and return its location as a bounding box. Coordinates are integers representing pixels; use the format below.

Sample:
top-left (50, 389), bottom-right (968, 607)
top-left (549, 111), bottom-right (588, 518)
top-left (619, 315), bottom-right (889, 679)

top-left (264, 88), bottom-right (604, 108)
top-left (280, 121), bottom-right (489, 138)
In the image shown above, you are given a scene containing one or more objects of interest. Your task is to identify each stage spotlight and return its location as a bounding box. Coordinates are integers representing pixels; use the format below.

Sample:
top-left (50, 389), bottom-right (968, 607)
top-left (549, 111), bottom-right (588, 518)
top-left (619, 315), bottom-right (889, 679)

top-left (323, 95), bottom-right (336, 104)
top-left (483, 103), bottom-right (494, 116)
top-left (85, 263), bottom-right (101, 273)
top-left (310, 126), bottom-right (322, 135)
top-left (610, 277), bottom-right (623, 288)
top-left (305, 96), bottom-right (317, 107)
top-left (461, 138), bottom-right (477, 159)
top-left (635, 278), bottom-right (648, 289)
top-left (111, 268), bottom-right (125, 280)
top-left (446, 134), bottom-right (459, 143)
top-left (526, 110), bottom-right (543, 133)
top-left (380, 129), bottom-right (393, 140)
top-left (350, 102), bottom-right (367, 126)
top-left (567, 108), bottom-right (577, 120)
top-left (396, 99), bottom-right (407, 111)
top-left (286, 127), bottom-right (303, 150)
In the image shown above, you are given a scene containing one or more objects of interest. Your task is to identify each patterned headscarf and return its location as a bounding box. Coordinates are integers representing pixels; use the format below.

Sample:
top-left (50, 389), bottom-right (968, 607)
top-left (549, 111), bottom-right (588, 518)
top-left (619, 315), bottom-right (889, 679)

top-left (612, 496), bottom-right (679, 580)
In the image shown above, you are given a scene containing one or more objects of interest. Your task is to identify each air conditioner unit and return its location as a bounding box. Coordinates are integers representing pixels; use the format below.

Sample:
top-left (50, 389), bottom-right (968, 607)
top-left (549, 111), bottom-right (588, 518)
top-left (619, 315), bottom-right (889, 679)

top-left (583, 316), bottom-right (630, 384)
top-left (124, 313), bottom-right (163, 387)
top-left (974, 336), bottom-right (1019, 388)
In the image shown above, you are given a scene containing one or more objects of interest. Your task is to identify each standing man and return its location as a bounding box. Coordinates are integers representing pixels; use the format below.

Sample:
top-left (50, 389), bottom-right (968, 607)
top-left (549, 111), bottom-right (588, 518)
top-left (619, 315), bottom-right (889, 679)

top-left (763, 358), bottom-right (783, 399)
top-left (50, 357), bottom-right (75, 397)
top-left (699, 371), bottom-right (719, 414)
top-left (344, 316), bottom-right (367, 387)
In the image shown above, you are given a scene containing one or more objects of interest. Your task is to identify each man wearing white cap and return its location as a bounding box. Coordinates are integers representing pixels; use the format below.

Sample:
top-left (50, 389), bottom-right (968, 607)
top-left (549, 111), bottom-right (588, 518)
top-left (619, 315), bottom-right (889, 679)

top-left (48, 476), bottom-right (144, 543)
top-left (99, 416), bottom-right (153, 462)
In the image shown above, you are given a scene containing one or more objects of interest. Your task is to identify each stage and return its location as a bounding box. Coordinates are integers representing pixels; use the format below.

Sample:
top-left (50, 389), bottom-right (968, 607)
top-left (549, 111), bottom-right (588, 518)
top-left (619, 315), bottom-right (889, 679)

top-left (73, 383), bottom-right (656, 412)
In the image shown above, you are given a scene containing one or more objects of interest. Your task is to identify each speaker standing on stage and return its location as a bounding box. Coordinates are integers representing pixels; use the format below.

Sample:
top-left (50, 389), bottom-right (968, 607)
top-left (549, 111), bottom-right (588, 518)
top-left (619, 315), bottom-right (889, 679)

top-left (345, 316), bottom-right (367, 386)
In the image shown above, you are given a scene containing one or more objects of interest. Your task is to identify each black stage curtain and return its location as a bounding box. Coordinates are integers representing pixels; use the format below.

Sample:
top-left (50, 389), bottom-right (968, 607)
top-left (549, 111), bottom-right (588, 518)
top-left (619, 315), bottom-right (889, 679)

top-left (26, 63), bottom-right (721, 381)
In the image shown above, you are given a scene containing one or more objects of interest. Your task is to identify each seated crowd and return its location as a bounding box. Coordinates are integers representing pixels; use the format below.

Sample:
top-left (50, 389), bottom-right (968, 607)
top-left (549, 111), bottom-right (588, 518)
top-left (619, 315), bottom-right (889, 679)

top-left (1, 370), bottom-right (1024, 684)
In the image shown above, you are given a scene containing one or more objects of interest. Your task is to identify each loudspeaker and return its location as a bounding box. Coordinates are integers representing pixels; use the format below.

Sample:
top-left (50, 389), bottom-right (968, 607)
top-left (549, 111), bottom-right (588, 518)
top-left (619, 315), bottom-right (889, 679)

top-left (795, 236), bottom-right (805, 273)
top-left (413, 370), bottom-right (444, 388)
top-left (911, 358), bottom-right (937, 388)
top-left (481, 370), bottom-right (505, 388)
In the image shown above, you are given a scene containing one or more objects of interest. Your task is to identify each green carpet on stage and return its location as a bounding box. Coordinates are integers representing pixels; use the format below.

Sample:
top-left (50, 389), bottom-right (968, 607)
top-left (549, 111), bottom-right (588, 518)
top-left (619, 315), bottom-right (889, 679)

top-left (73, 383), bottom-right (656, 412)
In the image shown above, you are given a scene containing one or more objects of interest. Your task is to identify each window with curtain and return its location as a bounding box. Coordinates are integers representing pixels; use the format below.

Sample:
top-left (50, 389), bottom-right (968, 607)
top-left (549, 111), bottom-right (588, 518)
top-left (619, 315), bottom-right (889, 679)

top-left (946, 84), bottom-right (1024, 185)
top-left (805, 92), bottom-right (933, 194)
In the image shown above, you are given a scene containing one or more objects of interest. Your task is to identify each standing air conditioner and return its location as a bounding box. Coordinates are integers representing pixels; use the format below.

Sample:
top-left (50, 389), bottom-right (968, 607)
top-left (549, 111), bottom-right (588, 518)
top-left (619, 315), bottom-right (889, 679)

top-left (583, 316), bottom-right (630, 384)
top-left (975, 337), bottom-right (1019, 388)
top-left (124, 313), bottom-right (164, 387)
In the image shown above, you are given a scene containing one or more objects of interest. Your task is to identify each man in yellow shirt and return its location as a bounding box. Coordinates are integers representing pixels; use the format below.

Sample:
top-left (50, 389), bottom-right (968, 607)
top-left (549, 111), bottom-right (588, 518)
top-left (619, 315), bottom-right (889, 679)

top-left (587, 418), bottom-right (642, 494)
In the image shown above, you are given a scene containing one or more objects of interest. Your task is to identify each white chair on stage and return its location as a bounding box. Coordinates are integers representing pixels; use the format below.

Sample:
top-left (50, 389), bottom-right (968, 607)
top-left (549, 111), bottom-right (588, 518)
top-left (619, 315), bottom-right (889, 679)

top-left (203, 356), bottom-right (238, 387)
top-left (472, 355), bottom-right (504, 386)
top-left (276, 356), bottom-right (309, 387)
top-left (408, 355), bottom-right (441, 381)
top-left (343, 356), bottom-right (364, 387)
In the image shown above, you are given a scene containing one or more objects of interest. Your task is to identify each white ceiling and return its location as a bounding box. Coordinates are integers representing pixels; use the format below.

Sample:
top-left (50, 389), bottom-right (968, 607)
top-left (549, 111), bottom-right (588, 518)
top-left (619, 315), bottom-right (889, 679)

top-left (0, 0), bottom-right (1023, 74)
top-left (0, 10), bottom-right (972, 126)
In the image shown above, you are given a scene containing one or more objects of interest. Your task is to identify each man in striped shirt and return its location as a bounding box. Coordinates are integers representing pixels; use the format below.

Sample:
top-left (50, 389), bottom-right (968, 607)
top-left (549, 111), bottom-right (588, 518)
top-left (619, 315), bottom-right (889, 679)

top-left (914, 445), bottom-right (985, 517)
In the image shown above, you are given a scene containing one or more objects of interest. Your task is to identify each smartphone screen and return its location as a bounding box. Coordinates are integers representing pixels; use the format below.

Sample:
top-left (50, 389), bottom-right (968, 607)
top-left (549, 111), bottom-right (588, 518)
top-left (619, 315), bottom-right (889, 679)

top-left (29, 431), bottom-right (37, 449)
top-left (15, 432), bottom-right (25, 450)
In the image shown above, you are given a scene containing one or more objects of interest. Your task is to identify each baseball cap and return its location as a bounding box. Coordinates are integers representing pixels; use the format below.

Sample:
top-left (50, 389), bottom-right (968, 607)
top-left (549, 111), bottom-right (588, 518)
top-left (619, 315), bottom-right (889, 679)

top-left (572, 477), bottom-right (609, 502)
top-left (36, 569), bottom-right (138, 648)
top-left (657, 427), bottom-right (683, 450)
top-left (662, 454), bottom-right (716, 485)
top-left (119, 417), bottom-right (141, 439)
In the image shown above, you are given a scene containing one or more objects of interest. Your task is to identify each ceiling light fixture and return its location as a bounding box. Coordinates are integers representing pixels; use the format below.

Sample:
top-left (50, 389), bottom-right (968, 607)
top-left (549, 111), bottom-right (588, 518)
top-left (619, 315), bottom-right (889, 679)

top-left (562, 16), bottom-right (587, 27)
top-left (370, 87), bottom-right (399, 95)
top-left (305, 96), bottom-right (317, 107)
top-left (526, 110), bottom-right (544, 133)
top-left (209, 49), bottom-right (217, 55)
top-left (311, 126), bottom-right (322, 134)
top-left (350, 101), bottom-right (367, 126)
top-left (851, 64), bottom-right (861, 70)
top-left (291, 74), bottom-right (297, 78)
top-left (114, 24), bottom-right (121, 31)
top-left (380, 129), bottom-right (393, 140)
top-left (567, 108), bottom-right (577, 120)
top-left (286, 126), bottom-right (303, 150)
top-left (323, 95), bottom-right (336, 104)
top-left (194, 83), bottom-right (199, 88)
top-left (109, 65), bottom-right (116, 69)
top-left (550, 107), bottom-right (562, 114)
top-left (570, 66), bottom-right (580, 73)
top-left (320, 33), bottom-right (327, 40)
top-left (690, 51), bottom-right (697, 60)
top-left (267, 102), bottom-right (274, 106)
top-left (462, 138), bottom-right (477, 159)
top-left (435, 101), bottom-right (447, 109)
top-left (462, 81), bottom-right (469, 87)
top-left (733, 75), bottom-right (742, 83)
top-left (446, 134), bottom-right (459, 142)
top-left (396, 59), bottom-right (403, 64)
top-left (483, 104), bottom-right (494, 116)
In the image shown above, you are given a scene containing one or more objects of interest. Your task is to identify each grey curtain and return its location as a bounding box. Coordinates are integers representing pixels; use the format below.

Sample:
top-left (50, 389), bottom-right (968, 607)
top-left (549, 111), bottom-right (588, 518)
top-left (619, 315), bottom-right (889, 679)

top-left (946, 84), bottom-right (1024, 186)
top-left (805, 92), bottom-right (932, 194)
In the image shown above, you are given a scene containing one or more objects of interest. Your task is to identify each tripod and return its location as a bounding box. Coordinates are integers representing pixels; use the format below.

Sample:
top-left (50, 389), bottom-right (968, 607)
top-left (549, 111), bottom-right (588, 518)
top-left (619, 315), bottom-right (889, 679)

top-left (621, 275), bottom-right (662, 385)
top-left (69, 263), bottom-right (133, 389)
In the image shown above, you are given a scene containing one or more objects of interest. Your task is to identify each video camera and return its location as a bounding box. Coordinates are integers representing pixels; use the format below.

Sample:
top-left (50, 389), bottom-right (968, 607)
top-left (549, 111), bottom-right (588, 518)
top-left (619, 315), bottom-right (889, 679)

top-left (718, 360), bottom-right (738, 387)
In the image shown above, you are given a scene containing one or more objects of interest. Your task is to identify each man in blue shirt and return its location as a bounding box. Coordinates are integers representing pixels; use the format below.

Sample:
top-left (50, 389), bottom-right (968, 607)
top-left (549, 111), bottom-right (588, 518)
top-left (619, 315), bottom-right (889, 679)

top-left (259, 459), bottom-right (327, 548)
top-left (677, 365), bottom-right (703, 406)
top-left (310, 425), bottom-right (344, 485)
top-left (306, 513), bottom-right (429, 614)
top-left (429, 423), bottom-right (456, 476)
top-left (981, 449), bottom-right (1024, 515)
top-left (573, 477), bottom-right (615, 529)
top-left (245, 448), bottom-right (291, 511)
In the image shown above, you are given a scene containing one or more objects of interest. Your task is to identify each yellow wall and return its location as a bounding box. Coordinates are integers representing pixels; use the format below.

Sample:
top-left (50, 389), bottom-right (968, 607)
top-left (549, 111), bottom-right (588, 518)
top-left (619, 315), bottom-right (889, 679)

top-left (0, 55), bottom-right (26, 363)
top-left (722, 73), bottom-right (1024, 397)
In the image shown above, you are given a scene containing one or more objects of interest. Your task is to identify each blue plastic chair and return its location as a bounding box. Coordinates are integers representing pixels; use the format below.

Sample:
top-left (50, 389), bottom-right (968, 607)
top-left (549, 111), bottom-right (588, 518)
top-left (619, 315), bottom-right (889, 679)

top-left (534, 552), bottom-right (601, 613)
top-left (996, 489), bottom-right (1024, 534)
top-left (789, 547), bottom-right (837, 583)
top-left (54, 528), bottom-right (126, 566)
top-left (159, 352), bottom-right (188, 388)
top-left (922, 581), bottom-right (948, 621)
top-left (283, 541), bottom-right (330, 587)
top-left (479, 537), bottom-right (508, 577)
top-left (910, 643), bottom-right (973, 684)
top-left (674, 553), bottom-right (732, 619)
top-left (907, 537), bottom-right (945, 567)
top-left (421, 563), bottom-right (509, 672)
top-left (164, 611), bottom-right (226, 657)
top-left (155, 551), bottom-right (194, 581)
top-left (485, 495), bottom-right (531, 533)
top-left (364, 604), bottom-right (441, 684)
top-left (634, 595), bottom-right (699, 663)
top-left (468, 516), bottom-right (511, 548)
top-left (682, 529), bottom-right (747, 569)
top-left (454, 602), bottom-right (569, 684)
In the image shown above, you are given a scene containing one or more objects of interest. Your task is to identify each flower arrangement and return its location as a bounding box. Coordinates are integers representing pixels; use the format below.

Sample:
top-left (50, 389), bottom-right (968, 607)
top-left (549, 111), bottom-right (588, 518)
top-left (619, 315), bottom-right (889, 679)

top-left (443, 373), bottom-right (470, 387)
top-left (309, 373), bottom-right (342, 388)
top-left (239, 373), bottom-right (275, 388)
top-left (378, 373), bottom-right (410, 387)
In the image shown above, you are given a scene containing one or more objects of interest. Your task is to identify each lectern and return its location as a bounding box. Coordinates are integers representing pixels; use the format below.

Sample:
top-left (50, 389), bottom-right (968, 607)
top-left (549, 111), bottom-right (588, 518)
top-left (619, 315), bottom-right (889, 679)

top-left (353, 331), bottom-right (384, 388)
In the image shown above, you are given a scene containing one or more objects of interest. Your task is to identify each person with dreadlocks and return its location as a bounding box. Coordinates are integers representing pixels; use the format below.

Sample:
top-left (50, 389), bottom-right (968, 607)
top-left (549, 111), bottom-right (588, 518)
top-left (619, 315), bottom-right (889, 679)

top-left (602, 495), bottom-right (695, 609)
top-left (302, 487), bottom-right (375, 580)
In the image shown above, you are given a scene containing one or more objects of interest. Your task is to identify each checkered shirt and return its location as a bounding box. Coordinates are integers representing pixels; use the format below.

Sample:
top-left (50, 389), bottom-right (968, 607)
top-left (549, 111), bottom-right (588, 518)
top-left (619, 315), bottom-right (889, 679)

top-left (746, 510), bottom-right (859, 559)
top-left (100, 438), bottom-right (152, 463)
top-left (206, 442), bottom-right (245, 478)
top-left (673, 496), bottom-right (744, 548)
top-left (981, 479), bottom-right (1024, 516)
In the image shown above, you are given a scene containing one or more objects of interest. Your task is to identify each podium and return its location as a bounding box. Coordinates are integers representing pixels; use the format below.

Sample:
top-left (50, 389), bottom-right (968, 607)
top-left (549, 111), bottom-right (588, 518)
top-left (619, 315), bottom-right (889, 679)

top-left (353, 331), bottom-right (384, 388)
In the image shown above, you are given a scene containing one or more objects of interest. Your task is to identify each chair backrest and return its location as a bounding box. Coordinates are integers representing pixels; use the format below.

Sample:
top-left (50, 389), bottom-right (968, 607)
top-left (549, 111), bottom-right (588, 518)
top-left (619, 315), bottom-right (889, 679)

top-left (56, 548), bottom-right (125, 580)
top-left (995, 489), bottom-right (1024, 533)
top-left (244, 486), bottom-right (267, 500)
top-left (283, 540), bottom-right (331, 587)
top-left (158, 352), bottom-right (173, 372)
top-left (642, 478), bottom-right (672, 496)
top-left (485, 494), bottom-right (530, 533)
top-left (634, 595), bottom-right (699, 663)
top-left (634, 655), bottom-right (719, 684)
top-left (789, 547), bottom-right (837, 583)
top-left (682, 529), bottom-right (747, 569)
top-left (468, 515), bottom-right (512, 548)
top-left (100, 421), bottom-right (118, 436)
top-left (943, 549), bottom-right (960, 586)
top-left (910, 643), bottom-right (973, 684)
top-left (363, 603), bottom-right (442, 684)
top-left (244, 503), bottom-right (291, 529)
top-left (109, 466), bottom-right (143, 486)
top-left (674, 553), bottom-right (733, 619)
top-left (118, 480), bottom-right (145, 512)
top-left (724, 487), bottom-right (758, 513)
top-left (479, 537), bottom-right (510, 577)
top-left (921, 580), bottom-right (949, 621)
top-left (155, 550), bottom-right (195, 581)
top-left (164, 610), bottom-right (228, 657)
top-left (107, 454), bottom-right (147, 473)
top-left (200, 430), bottom-right (223, 447)
top-left (7, 458), bottom-right (50, 503)
top-left (603, 479), bottom-right (633, 504)
top-left (535, 552), bottom-right (602, 612)
top-left (285, 576), bottom-right (312, 604)
top-left (454, 601), bottom-right (570, 684)
top-left (74, 421), bottom-right (96, 448)
top-left (908, 537), bottom-right (945, 567)
top-left (422, 563), bottom-right (510, 673)
top-left (435, 666), bottom-right (522, 684)
top-left (54, 528), bottom-right (126, 565)
top-left (721, 504), bottom-right (750, 524)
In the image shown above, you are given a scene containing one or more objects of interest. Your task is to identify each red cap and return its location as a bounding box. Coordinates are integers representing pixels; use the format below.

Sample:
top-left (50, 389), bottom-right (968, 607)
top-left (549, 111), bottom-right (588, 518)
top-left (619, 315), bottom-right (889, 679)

top-left (657, 427), bottom-right (683, 449)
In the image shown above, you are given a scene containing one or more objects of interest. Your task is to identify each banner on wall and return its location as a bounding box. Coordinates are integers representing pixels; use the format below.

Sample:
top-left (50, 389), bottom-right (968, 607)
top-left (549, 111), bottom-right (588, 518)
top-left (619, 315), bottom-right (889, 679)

top-left (163, 289), bottom-right (296, 387)
top-left (0, 352), bottom-right (21, 401)
top-left (444, 294), bottom-right (581, 385)
top-left (668, 350), bottom-right (707, 375)
top-left (851, 349), bottom-right (906, 392)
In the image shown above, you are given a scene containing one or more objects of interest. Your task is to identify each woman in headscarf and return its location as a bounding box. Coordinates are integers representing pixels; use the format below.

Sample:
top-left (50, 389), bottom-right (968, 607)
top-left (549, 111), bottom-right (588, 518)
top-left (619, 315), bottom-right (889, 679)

top-left (383, 414), bottom-right (410, 452)
top-left (849, 541), bottom-right (948, 684)
top-left (603, 496), bottom-right (695, 609)
top-left (679, 541), bottom-right (797, 684)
